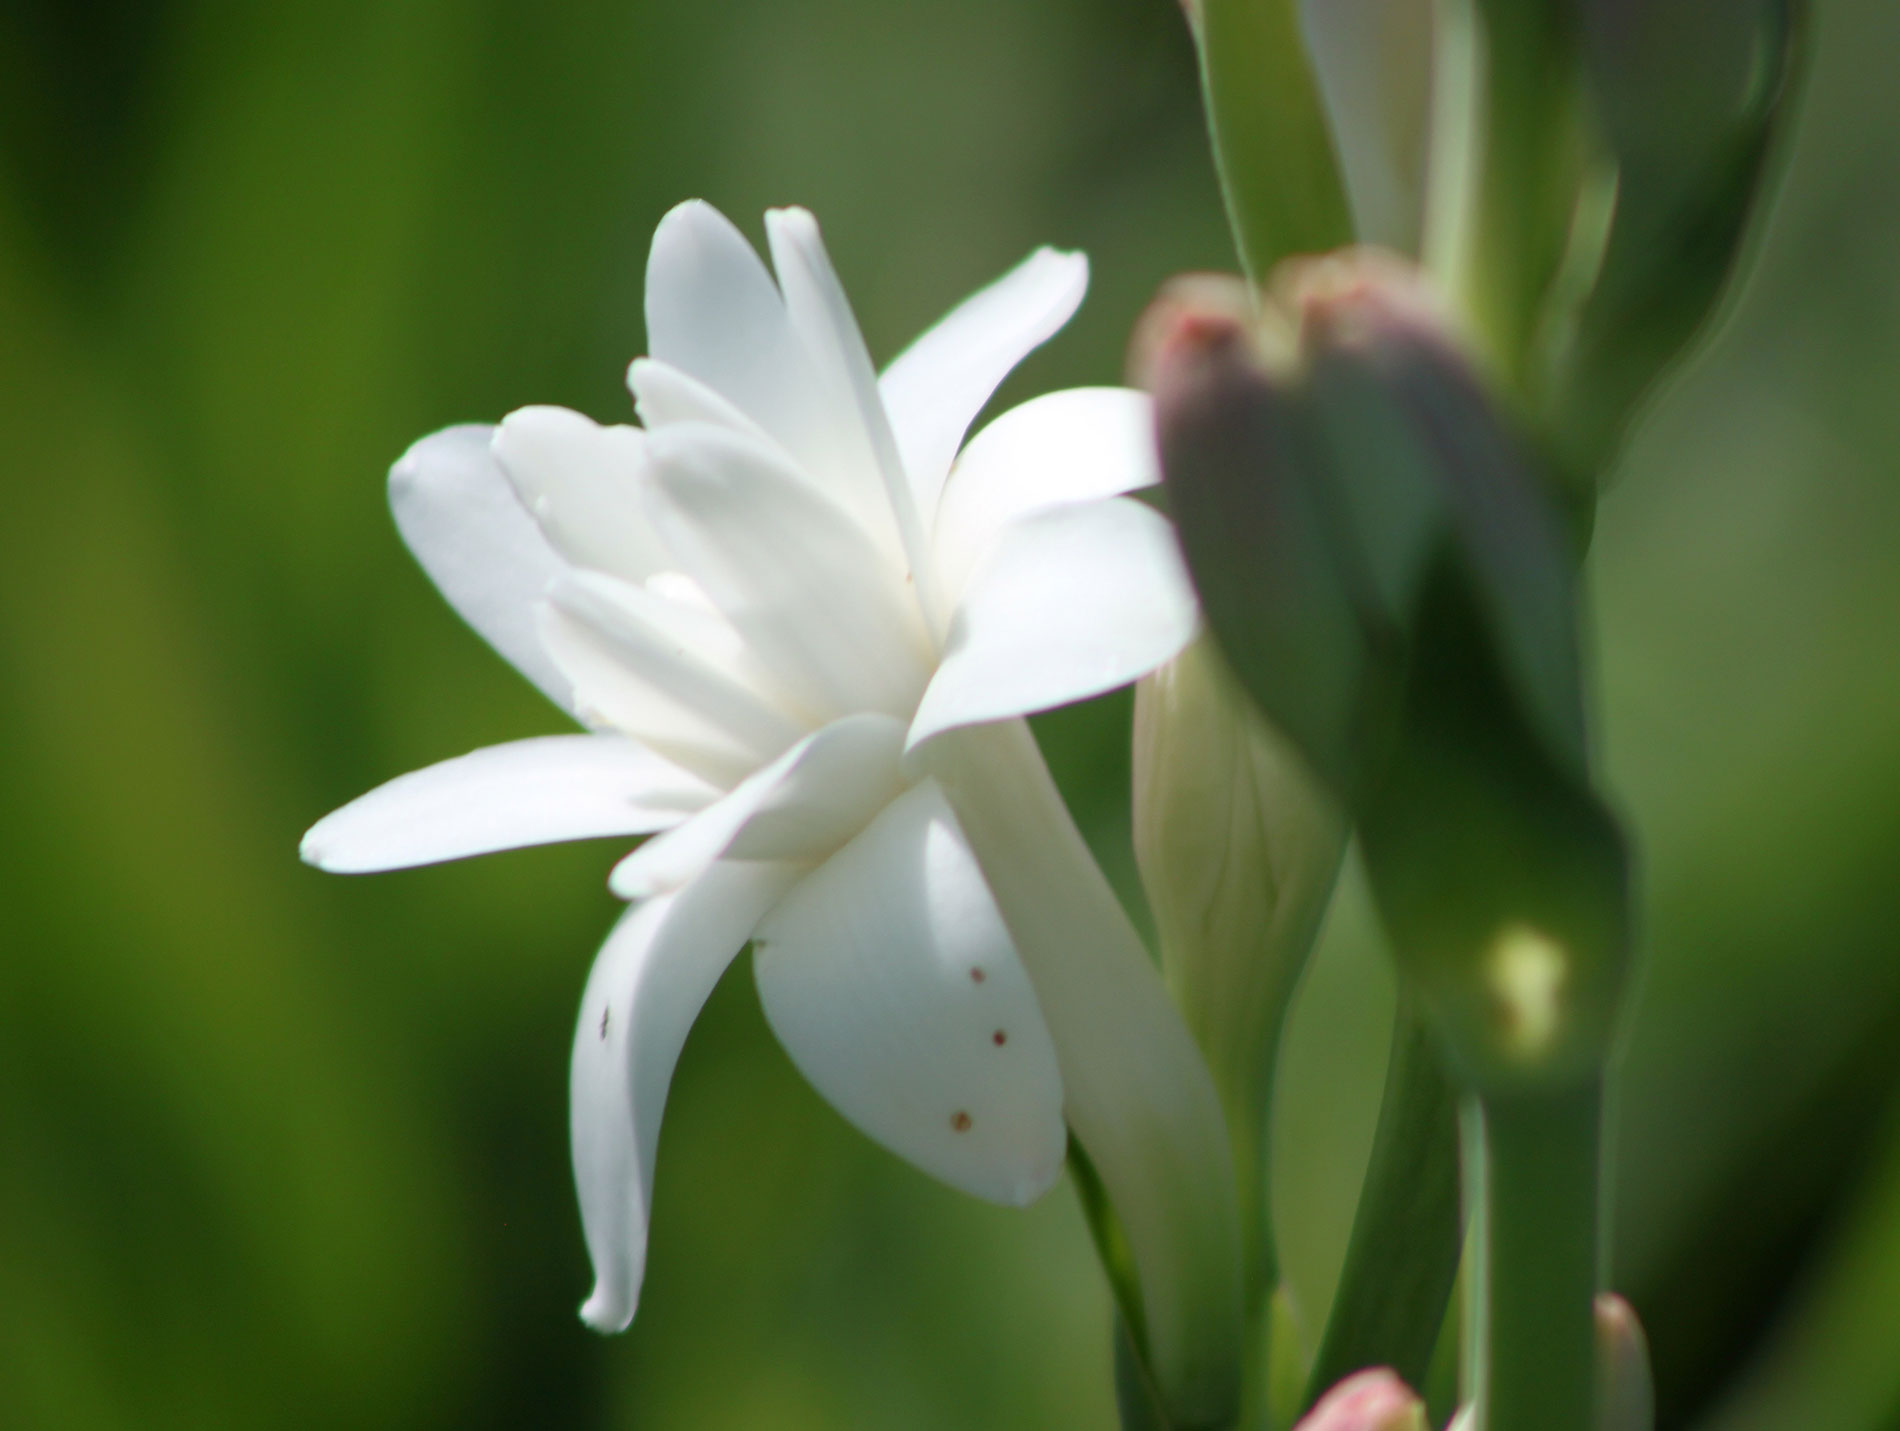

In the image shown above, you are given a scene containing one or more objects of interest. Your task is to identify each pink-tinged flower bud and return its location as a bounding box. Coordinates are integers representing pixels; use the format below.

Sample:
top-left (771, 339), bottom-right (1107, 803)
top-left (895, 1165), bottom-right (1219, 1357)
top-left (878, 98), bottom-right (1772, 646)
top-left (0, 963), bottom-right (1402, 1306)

top-left (1143, 254), bottom-right (1631, 1095)
top-left (1594, 1293), bottom-right (1654, 1431)
top-left (1294, 1369), bottom-right (1428, 1431)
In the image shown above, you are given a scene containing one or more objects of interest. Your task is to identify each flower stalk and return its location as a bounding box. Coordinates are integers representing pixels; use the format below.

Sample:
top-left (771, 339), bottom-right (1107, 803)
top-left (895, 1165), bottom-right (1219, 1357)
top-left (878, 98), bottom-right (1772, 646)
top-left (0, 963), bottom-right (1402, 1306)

top-left (1467, 1081), bottom-right (1604, 1431)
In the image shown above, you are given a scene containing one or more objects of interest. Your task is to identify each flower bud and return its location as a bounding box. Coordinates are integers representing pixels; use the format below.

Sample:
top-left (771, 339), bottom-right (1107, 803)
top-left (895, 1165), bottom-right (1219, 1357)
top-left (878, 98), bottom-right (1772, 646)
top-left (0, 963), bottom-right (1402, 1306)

top-left (1146, 254), bottom-right (1631, 1094)
top-left (1133, 635), bottom-right (1348, 1292)
top-left (1140, 269), bottom-right (1397, 803)
top-left (1594, 1293), bottom-right (1654, 1431)
top-left (1294, 1369), bottom-right (1428, 1431)
top-left (1146, 256), bottom-right (1587, 798)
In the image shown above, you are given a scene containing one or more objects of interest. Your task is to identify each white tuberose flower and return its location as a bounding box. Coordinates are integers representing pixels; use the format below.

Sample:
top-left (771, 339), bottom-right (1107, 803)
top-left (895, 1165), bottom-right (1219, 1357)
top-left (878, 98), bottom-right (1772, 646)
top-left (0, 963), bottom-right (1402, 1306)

top-left (303, 202), bottom-right (1221, 1356)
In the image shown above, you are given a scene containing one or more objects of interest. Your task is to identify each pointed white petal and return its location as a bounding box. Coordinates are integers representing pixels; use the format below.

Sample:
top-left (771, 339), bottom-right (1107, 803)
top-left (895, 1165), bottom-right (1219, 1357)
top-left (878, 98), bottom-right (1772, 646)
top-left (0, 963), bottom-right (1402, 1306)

top-left (753, 780), bottom-right (1066, 1206)
top-left (1300, 0), bottom-right (1435, 252)
top-left (387, 425), bottom-right (576, 713)
top-left (880, 248), bottom-right (1089, 519)
top-left (301, 735), bottom-right (714, 873)
top-left (932, 387), bottom-right (1161, 600)
top-left (627, 358), bottom-right (774, 444)
top-left (491, 406), bottom-right (672, 582)
top-left (572, 860), bottom-right (802, 1331)
top-left (609, 713), bottom-right (907, 900)
top-left (909, 498), bottom-right (1200, 750)
top-left (764, 206), bottom-right (926, 580)
top-left (644, 421), bottom-right (932, 723)
top-left (539, 571), bottom-right (808, 789)
top-left (642, 200), bottom-right (849, 493)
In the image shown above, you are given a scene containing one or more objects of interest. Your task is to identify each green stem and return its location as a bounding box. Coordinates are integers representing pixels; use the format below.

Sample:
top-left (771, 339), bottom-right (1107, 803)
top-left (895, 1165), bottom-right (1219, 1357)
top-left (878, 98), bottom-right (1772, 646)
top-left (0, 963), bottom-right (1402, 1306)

top-left (1474, 1079), bottom-right (1603, 1431)
top-left (1193, 0), bottom-right (1354, 286)
top-left (1303, 995), bottom-right (1463, 1407)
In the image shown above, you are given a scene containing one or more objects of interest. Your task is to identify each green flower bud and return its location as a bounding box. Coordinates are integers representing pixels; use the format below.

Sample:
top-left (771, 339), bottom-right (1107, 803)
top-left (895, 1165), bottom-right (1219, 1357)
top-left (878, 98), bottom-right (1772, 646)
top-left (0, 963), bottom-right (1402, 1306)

top-left (1133, 635), bottom-right (1348, 1297)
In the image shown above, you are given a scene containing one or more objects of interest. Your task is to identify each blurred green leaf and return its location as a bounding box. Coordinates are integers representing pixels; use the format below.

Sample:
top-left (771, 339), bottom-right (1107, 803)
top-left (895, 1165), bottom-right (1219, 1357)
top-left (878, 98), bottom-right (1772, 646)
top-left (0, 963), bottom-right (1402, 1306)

top-left (1549, 0), bottom-right (1804, 477)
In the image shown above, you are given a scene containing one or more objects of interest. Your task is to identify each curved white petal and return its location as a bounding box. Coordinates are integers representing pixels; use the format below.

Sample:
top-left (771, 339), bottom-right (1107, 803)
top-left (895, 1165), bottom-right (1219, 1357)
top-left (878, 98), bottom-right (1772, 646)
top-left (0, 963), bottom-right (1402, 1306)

top-left (880, 247), bottom-right (1089, 519)
top-left (492, 407), bottom-right (672, 583)
top-left (909, 498), bottom-right (1200, 750)
top-left (627, 358), bottom-right (775, 445)
top-left (644, 421), bottom-right (932, 723)
top-left (1300, 0), bottom-right (1434, 252)
top-left (300, 735), bottom-right (714, 873)
top-left (753, 779), bottom-right (1066, 1206)
top-left (572, 860), bottom-right (802, 1332)
top-left (609, 713), bottom-right (907, 900)
top-left (642, 201), bottom-right (853, 502)
top-left (932, 387), bottom-right (1160, 600)
top-left (387, 425), bottom-right (576, 713)
top-left (764, 206), bottom-right (924, 578)
top-left (539, 571), bottom-right (807, 788)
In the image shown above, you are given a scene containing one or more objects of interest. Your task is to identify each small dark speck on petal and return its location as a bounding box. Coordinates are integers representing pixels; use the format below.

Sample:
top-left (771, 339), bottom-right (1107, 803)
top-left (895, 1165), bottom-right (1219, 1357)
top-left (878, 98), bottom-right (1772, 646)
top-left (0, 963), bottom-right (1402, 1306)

top-left (992, 1030), bottom-right (1007, 1046)
top-left (970, 967), bottom-right (986, 984)
top-left (599, 1006), bottom-right (611, 1040)
top-left (951, 1111), bottom-right (973, 1132)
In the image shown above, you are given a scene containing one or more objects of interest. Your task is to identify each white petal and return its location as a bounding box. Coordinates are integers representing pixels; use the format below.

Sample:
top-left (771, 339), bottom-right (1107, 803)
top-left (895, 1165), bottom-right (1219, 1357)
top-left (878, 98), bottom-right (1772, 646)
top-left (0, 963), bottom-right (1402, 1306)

top-left (880, 247), bottom-right (1089, 519)
top-left (609, 713), bottom-right (907, 900)
top-left (539, 571), bottom-right (808, 788)
top-left (491, 407), bottom-right (672, 582)
top-left (627, 358), bottom-right (774, 444)
top-left (300, 735), bottom-right (714, 873)
top-left (387, 425), bottom-right (576, 713)
top-left (642, 201), bottom-right (851, 497)
top-left (919, 719), bottom-right (1243, 1416)
top-left (764, 206), bottom-right (926, 580)
top-left (644, 421), bottom-right (933, 723)
top-left (1300, 0), bottom-right (1435, 252)
top-left (932, 387), bottom-right (1160, 600)
top-left (753, 780), bottom-right (1067, 1206)
top-left (572, 860), bottom-right (802, 1332)
top-left (909, 498), bottom-right (1200, 750)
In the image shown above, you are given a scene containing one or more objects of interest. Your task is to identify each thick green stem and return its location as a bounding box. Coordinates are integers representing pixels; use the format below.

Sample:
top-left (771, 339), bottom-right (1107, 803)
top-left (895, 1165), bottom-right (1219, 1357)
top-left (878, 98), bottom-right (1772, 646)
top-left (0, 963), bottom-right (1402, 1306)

top-left (1473, 1079), bottom-right (1603, 1431)
top-left (1304, 995), bottom-right (1463, 1407)
top-left (1192, 0), bottom-right (1354, 285)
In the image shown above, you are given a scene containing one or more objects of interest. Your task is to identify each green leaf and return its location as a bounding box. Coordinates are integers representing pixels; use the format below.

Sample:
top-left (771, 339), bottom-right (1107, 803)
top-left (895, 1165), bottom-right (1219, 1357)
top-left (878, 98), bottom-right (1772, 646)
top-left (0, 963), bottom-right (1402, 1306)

top-left (1190, 0), bottom-right (1355, 283)
top-left (1303, 998), bottom-right (1463, 1409)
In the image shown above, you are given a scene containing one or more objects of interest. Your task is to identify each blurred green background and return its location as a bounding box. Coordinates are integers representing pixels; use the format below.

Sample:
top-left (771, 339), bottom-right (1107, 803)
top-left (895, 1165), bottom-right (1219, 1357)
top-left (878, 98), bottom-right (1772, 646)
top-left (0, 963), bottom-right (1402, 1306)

top-left (1, 1), bottom-right (1896, 1427)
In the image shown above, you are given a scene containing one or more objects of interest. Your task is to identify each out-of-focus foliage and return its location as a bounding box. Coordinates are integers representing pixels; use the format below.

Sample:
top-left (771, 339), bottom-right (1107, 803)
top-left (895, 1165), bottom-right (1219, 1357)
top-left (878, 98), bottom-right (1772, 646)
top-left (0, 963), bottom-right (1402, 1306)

top-left (0, 1), bottom-right (1895, 1428)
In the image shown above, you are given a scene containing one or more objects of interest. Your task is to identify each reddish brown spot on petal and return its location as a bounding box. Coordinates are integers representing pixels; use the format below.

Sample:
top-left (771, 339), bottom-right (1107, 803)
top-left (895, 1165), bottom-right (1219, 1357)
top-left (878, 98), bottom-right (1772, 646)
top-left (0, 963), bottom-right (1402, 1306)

top-left (970, 967), bottom-right (986, 984)
top-left (950, 1111), bottom-right (973, 1133)
top-left (992, 1030), bottom-right (1007, 1046)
